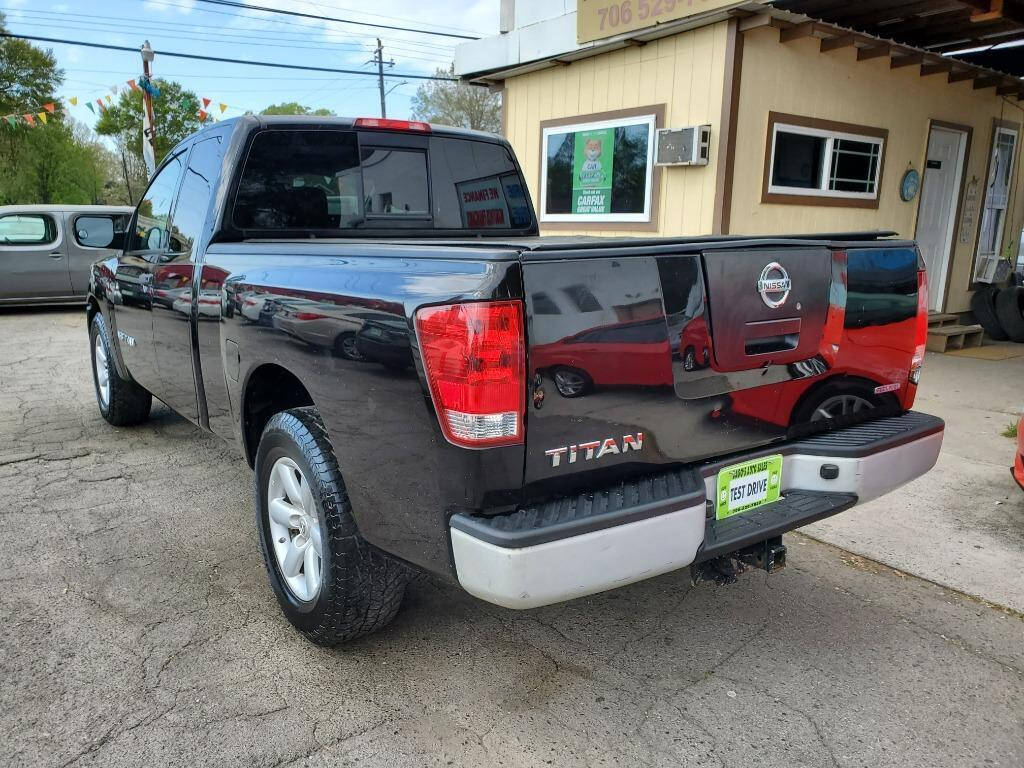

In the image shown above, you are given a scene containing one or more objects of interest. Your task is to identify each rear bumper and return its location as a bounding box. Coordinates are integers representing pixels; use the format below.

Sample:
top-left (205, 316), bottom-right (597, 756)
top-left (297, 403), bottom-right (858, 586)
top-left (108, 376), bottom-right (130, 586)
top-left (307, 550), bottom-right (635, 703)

top-left (450, 411), bottom-right (944, 609)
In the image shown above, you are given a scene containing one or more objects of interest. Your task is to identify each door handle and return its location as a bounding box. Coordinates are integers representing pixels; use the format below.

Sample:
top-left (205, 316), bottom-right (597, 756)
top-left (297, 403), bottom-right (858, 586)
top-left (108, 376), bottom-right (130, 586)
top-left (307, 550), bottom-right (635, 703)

top-left (49, 251), bottom-right (63, 259)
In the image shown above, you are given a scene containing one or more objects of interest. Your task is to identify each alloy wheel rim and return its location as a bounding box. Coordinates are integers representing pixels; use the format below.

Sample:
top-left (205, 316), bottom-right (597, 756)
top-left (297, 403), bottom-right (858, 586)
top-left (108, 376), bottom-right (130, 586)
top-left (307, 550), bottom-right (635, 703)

top-left (811, 394), bottom-right (873, 422)
top-left (267, 457), bottom-right (323, 602)
top-left (341, 336), bottom-right (364, 360)
top-left (554, 370), bottom-right (586, 396)
top-left (94, 336), bottom-right (110, 408)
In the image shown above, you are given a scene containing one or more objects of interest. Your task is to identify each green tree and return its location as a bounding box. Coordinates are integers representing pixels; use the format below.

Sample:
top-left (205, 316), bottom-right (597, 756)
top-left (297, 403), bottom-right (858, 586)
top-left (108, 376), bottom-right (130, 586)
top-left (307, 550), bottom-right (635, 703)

top-left (0, 12), bottom-right (61, 115)
top-left (94, 78), bottom-right (201, 172)
top-left (261, 101), bottom-right (333, 116)
top-left (410, 65), bottom-right (500, 134)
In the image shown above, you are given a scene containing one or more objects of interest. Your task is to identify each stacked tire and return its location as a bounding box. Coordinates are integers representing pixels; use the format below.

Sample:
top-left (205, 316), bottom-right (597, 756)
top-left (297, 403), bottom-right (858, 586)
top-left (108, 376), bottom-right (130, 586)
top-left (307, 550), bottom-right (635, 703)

top-left (972, 285), bottom-right (1024, 343)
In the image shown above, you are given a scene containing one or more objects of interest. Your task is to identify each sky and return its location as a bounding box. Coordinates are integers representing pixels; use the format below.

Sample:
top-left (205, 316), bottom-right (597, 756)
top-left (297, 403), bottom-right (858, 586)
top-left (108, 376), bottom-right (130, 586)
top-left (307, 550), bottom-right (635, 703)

top-left (1, 0), bottom-right (498, 127)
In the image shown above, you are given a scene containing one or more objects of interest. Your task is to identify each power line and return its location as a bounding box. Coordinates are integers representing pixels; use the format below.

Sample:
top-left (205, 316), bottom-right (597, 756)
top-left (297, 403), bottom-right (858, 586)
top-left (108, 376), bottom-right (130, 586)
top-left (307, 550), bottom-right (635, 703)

top-left (289, 0), bottom-right (481, 36)
top-left (190, 0), bottom-right (478, 40)
top-left (0, 33), bottom-right (458, 81)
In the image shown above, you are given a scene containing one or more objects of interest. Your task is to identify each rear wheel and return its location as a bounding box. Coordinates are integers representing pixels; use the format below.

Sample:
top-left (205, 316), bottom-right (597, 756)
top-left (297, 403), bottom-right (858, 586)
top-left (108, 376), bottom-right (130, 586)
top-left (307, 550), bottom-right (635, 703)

top-left (89, 313), bottom-right (151, 426)
top-left (551, 367), bottom-right (591, 398)
top-left (334, 332), bottom-right (365, 361)
top-left (791, 380), bottom-right (888, 426)
top-left (255, 407), bottom-right (409, 645)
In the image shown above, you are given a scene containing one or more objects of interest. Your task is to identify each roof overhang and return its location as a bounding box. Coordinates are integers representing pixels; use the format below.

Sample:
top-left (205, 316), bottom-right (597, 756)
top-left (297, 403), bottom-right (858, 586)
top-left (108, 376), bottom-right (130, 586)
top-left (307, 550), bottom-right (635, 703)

top-left (458, 0), bottom-right (1022, 98)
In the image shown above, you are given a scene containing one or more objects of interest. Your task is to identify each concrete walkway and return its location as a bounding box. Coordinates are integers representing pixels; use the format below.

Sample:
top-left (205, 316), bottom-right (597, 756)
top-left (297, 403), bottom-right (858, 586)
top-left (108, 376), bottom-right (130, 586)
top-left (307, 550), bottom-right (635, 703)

top-left (805, 347), bottom-right (1024, 613)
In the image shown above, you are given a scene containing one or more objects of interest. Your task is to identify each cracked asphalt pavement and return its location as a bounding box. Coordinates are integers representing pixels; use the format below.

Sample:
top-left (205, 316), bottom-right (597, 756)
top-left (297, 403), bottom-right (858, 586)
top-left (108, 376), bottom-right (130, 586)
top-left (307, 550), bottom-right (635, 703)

top-left (1, 308), bottom-right (1022, 768)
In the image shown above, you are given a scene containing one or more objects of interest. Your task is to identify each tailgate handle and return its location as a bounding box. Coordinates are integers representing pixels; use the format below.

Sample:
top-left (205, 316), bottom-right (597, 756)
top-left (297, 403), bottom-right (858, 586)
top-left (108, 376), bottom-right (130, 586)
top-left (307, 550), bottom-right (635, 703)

top-left (744, 317), bottom-right (800, 356)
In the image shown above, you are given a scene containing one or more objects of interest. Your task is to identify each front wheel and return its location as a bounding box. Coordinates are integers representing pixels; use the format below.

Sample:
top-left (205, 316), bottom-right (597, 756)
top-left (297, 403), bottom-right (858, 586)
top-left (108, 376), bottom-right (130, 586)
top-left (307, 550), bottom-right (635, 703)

top-left (89, 313), bottom-right (151, 426)
top-left (254, 407), bottom-right (409, 645)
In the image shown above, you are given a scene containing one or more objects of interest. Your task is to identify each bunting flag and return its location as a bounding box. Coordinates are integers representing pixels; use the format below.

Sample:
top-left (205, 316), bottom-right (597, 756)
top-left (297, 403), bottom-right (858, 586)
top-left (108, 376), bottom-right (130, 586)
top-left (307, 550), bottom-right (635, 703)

top-left (85, 101), bottom-right (95, 114)
top-left (37, 112), bottom-right (47, 124)
top-left (219, 102), bottom-right (227, 114)
top-left (128, 79), bottom-right (140, 92)
top-left (43, 102), bottom-right (55, 113)
top-left (198, 109), bottom-right (208, 123)
top-left (104, 94), bottom-right (112, 104)
top-left (23, 114), bottom-right (35, 126)
top-left (69, 96), bottom-right (78, 106)
top-left (96, 98), bottom-right (105, 111)
top-left (202, 97), bottom-right (211, 108)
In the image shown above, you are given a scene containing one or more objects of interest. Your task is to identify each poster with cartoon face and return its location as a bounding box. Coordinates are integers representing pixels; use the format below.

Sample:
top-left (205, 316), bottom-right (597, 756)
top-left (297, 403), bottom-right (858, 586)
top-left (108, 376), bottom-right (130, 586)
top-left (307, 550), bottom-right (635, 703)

top-left (572, 127), bottom-right (614, 214)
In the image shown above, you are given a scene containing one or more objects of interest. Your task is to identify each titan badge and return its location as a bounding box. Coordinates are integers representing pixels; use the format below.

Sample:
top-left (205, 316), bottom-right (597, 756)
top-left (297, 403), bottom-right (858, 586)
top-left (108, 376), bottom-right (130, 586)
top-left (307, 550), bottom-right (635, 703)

top-left (545, 433), bottom-right (644, 468)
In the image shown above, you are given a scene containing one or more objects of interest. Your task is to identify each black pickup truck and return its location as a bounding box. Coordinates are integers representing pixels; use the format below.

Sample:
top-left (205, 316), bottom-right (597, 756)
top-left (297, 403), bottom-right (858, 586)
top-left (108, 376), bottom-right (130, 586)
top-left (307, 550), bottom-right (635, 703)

top-left (87, 116), bottom-right (944, 645)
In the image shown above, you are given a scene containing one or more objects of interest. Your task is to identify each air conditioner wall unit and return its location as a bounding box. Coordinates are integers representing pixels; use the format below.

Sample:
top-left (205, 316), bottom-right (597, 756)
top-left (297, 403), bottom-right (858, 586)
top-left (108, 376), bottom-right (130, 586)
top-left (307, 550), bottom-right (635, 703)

top-left (655, 125), bottom-right (711, 166)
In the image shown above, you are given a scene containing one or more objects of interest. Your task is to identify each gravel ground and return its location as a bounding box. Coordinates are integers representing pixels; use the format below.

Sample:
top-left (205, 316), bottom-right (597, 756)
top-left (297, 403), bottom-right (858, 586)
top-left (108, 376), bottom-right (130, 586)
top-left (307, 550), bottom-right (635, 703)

top-left (1, 308), bottom-right (1021, 768)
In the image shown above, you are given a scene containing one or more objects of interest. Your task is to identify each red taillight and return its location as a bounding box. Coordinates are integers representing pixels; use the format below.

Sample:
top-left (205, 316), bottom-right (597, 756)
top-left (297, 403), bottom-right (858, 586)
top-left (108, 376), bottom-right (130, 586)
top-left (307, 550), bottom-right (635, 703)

top-left (415, 300), bottom-right (525, 448)
top-left (911, 269), bottom-right (929, 385)
top-left (294, 312), bottom-right (323, 321)
top-left (353, 117), bottom-right (431, 133)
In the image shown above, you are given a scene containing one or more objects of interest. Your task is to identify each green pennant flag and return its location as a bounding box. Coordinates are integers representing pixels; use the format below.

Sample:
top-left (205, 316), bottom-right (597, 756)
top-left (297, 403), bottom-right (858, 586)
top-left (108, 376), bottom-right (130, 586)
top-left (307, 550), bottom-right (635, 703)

top-left (85, 102), bottom-right (95, 114)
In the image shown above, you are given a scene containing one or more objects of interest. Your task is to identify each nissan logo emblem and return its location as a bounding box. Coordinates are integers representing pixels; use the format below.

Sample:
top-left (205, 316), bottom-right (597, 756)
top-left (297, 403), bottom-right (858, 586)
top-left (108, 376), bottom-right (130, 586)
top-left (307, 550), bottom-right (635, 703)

top-left (757, 262), bottom-right (792, 308)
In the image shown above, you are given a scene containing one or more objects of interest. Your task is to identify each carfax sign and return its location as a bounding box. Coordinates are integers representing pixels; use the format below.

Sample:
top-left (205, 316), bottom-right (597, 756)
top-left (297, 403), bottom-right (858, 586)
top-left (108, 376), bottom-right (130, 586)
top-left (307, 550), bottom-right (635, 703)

top-left (572, 127), bottom-right (614, 214)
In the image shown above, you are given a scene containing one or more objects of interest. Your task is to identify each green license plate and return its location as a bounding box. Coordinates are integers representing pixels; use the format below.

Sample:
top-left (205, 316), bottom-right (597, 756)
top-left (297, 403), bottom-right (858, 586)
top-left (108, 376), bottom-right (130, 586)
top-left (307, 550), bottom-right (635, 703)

top-left (715, 454), bottom-right (783, 520)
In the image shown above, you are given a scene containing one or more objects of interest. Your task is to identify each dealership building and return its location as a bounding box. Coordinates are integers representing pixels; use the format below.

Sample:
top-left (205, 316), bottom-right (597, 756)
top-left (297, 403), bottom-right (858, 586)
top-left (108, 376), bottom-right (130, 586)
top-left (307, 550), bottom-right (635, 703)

top-left (455, 0), bottom-right (1024, 314)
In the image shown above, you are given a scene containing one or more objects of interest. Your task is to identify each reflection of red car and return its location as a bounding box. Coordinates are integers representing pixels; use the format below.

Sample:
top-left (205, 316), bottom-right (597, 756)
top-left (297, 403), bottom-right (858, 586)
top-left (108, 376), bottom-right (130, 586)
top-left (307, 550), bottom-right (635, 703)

top-left (1013, 413), bottom-right (1024, 492)
top-left (532, 318), bottom-right (673, 397)
top-left (679, 314), bottom-right (711, 371)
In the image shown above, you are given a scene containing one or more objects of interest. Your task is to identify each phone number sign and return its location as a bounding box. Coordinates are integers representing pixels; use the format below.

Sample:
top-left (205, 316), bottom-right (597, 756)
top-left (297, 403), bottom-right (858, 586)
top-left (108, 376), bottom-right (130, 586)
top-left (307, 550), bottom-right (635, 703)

top-left (577, 0), bottom-right (742, 44)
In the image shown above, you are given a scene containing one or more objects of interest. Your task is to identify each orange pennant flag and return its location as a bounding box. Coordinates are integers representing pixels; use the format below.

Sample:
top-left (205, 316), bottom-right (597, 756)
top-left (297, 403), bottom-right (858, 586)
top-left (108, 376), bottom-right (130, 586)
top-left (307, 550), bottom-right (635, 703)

top-left (37, 112), bottom-right (47, 124)
top-left (69, 96), bottom-right (78, 106)
top-left (128, 79), bottom-right (140, 92)
top-left (198, 109), bottom-right (208, 123)
top-left (43, 102), bottom-right (55, 113)
top-left (202, 97), bottom-right (211, 109)
top-left (104, 94), bottom-right (112, 104)
top-left (23, 114), bottom-right (35, 126)
top-left (219, 102), bottom-right (227, 114)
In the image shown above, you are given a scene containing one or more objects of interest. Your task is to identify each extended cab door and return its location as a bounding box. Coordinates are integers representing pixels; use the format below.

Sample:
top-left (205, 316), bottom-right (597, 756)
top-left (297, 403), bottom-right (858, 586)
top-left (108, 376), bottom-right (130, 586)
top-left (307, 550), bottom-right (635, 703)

top-left (0, 211), bottom-right (72, 301)
top-left (112, 151), bottom-right (187, 394)
top-left (152, 135), bottom-right (225, 424)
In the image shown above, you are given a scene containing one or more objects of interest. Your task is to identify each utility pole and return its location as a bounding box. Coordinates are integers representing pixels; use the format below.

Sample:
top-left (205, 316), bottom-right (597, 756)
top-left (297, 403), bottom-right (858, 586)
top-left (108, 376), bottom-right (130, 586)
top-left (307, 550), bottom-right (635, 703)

top-left (368, 39), bottom-right (394, 118)
top-left (140, 40), bottom-right (157, 178)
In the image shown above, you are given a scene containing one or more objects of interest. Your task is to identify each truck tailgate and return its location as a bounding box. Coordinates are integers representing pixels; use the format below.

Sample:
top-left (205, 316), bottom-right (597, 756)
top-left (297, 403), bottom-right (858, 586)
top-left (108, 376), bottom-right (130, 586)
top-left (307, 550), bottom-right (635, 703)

top-left (521, 245), bottom-right (907, 495)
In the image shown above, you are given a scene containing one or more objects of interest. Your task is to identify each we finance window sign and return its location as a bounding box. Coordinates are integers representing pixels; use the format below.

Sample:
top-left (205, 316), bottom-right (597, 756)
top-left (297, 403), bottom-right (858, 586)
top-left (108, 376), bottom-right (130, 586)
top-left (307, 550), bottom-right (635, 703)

top-left (540, 112), bottom-right (657, 224)
top-left (577, 0), bottom-right (745, 44)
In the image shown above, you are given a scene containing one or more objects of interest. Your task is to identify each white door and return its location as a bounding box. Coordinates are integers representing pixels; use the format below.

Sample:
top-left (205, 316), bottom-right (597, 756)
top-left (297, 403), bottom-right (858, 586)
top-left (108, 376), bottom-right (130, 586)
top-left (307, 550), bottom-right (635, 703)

top-left (915, 126), bottom-right (967, 311)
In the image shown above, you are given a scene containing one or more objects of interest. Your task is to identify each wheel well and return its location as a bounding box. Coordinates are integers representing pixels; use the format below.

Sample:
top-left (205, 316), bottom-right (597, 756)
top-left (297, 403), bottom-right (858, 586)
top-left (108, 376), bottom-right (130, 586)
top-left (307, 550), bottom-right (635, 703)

top-left (242, 364), bottom-right (315, 467)
top-left (789, 374), bottom-right (899, 427)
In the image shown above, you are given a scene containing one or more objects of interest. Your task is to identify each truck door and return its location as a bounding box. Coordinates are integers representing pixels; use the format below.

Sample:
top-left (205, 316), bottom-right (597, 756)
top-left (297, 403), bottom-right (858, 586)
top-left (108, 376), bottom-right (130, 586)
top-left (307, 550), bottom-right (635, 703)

top-left (153, 136), bottom-right (224, 424)
top-left (112, 150), bottom-right (187, 394)
top-left (0, 211), bottom-right (72, 301)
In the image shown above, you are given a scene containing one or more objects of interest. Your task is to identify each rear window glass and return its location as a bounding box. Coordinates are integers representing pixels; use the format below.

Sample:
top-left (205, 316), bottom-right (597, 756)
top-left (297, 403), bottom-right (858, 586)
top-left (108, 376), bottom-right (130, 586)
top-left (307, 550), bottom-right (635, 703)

top-left (231, 129), bottom-right (533, 234)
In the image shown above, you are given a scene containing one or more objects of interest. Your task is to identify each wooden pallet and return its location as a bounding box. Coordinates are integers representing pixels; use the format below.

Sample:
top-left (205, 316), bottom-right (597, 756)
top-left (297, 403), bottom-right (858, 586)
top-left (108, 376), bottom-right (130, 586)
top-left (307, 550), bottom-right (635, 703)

top-left (926, 323), bottom-right (985, 353)
top-left (927, 312), bottom-right (959, 328)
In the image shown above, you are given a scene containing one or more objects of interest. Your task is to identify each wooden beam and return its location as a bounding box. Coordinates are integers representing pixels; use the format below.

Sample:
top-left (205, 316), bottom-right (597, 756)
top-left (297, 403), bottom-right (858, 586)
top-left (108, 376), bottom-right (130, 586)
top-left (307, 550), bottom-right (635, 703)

top-left (779, 22), bottom-right (817, 43)
top-left (738, 14), bottom-right (789, 33)
top-left (920, 61), bottom-right (953, 76)
top-left (857, 45), bottom-right (892, 61)
top-left (820, 34), bottom-right (856, 52)
top-left (948, 70), bottom-right (978, 83)
top-left (891, 53), bottom-right (924, 68)
top-left (974, 75), bottom-right (1002, 89)
top-left (971, 0), bottom-right (1004, 24)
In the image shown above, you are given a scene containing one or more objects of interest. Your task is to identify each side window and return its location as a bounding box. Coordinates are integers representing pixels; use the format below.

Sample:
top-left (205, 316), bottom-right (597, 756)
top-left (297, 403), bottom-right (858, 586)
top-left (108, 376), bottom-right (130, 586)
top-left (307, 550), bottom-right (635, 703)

top-left (131, 152), bottom-right (185, 252)
top-left (169, 137), bottom-right (223, 255)
top-left (74, 215), bottom-right (129, 250)
top-left (0, 214), bottom-right (57, 246)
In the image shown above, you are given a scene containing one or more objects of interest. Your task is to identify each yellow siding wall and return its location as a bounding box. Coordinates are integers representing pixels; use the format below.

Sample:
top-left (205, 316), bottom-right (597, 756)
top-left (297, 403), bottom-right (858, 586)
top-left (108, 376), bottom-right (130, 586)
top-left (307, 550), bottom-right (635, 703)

top-left (731, 26), bottom-right (1024, 313)
top-left (504, 21), bottom-right (729, 238)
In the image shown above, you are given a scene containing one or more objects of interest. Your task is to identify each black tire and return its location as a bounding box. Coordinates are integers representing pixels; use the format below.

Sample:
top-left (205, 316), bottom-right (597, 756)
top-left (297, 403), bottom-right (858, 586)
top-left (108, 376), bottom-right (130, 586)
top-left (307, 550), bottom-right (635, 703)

top-left (971, 285), bottom-right (1009, 340)
top-left (334, 332), bottom-right (365, 361)
top-left (994, 286), bottom-right (1024, 343)
top-left (255, 407), bottom-right (409, 645)
top-left (89, 313), bottom-right (152, 426)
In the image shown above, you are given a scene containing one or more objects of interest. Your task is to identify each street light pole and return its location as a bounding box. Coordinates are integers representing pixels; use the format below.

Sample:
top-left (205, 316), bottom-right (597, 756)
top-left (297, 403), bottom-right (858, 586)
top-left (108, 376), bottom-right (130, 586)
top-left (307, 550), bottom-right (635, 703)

top-left (140, 40), bottom-right (157, 178)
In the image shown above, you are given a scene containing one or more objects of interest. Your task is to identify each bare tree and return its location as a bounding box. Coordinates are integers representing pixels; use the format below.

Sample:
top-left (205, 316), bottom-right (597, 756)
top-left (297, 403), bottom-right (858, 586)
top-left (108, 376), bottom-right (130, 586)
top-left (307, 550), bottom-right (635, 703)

top-left (410, 65), bottom-right (501, 134)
